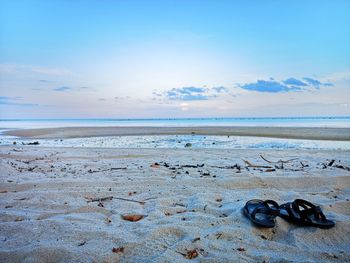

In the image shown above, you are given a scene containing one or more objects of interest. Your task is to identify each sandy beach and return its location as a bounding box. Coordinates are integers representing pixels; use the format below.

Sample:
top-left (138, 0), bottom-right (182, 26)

top-left (4, 126), bottom-right (350, 141)
top-left (2, 0), bottom-right (350, 261)
top-left (0, 144), bottom-right (349, 262)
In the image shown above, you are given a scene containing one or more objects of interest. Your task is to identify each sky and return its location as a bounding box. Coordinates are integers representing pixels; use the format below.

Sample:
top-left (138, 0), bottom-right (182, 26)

top-left (0, 0), bottom-right (350, 119)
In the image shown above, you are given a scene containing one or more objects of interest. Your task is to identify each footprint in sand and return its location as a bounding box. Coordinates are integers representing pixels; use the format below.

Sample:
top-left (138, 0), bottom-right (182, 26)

top-left (119, 227), bottom-right (186, 262)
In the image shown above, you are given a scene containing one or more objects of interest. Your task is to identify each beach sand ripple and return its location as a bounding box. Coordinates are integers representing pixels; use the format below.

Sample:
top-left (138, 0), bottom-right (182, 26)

top-left (0, 146), bottom-right (349, 262)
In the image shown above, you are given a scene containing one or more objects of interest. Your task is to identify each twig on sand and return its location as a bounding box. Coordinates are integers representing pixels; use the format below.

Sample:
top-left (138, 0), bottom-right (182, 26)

top-left (242, 159), bottom-right (272, 169)
top-left (300, 161), bottom-right (309, 168)
top-left (114, 197), bottom-right (146, 205)
top-left (260, 155), bottom-right (298, 164)
top-left (86, 196), bottom-right (114, 202)
top-left (334, 164), bottom-right (350, 171)
top-left (210, 164), bottom-right (241, 170)
top-left (180, 164), bottom-right (205, 168)
top-left (88, 167), bottom-right (127, 173)
top-left (320, 160), bottom-right (350, 171)
top-left (327, 160), bottom-right (335, 167)
top-left (85, 196), bottom-right (146, 205)
top-left (142, 197), bottom-right (158, 201)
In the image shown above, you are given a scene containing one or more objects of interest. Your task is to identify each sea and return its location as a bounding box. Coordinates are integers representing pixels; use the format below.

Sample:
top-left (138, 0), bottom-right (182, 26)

top-left (0, 117), bottom-right (349, 150)
top-left (1, 117), bottom-right (350, 129)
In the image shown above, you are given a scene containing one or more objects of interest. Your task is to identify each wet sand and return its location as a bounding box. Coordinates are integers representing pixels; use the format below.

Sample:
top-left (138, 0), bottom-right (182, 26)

top-left (4, 126), bottom-right (350, 141)
top-left (0, 146), bottom-right (349, 262)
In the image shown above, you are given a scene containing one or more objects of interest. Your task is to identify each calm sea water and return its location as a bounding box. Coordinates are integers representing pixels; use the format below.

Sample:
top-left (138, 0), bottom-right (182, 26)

top-left (1, 116), bottom-right (350, 129)
top-left (1, 117), bottom-right (349, 150)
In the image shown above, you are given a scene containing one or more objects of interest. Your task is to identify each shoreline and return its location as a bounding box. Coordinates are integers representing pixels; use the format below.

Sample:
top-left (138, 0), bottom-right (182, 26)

top-left (3, 126), bottom-right (350, 141)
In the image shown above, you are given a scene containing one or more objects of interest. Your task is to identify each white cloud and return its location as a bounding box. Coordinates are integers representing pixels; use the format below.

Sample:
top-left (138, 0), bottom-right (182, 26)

top-left (0, 63), bottom-right (71, 76)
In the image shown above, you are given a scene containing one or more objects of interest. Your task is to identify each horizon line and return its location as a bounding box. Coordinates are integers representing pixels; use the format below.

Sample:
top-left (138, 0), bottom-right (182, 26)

top-left (1, 116), bottom-right (350, 121)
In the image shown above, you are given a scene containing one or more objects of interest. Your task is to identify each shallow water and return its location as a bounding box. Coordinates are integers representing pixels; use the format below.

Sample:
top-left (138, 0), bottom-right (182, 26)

top-left (1, 134), bottom-right (349, 150)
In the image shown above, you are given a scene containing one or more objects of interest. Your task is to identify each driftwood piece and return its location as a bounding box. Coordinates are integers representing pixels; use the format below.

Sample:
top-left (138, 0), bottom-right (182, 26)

top-left (242, 159), bottom-right (272, 169)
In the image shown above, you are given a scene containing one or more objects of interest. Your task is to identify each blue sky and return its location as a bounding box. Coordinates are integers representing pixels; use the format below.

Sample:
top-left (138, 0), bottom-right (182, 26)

top-left (0, 0), bottom-right (349, 118)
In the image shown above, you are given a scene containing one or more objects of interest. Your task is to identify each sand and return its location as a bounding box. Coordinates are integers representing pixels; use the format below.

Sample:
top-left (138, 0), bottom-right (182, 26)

top-left (0, 145), bottom-right (350, 262)
top-left (4, 126), bottom-right (350, 141)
